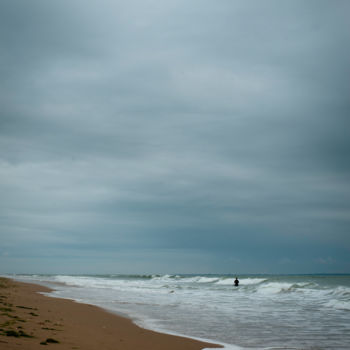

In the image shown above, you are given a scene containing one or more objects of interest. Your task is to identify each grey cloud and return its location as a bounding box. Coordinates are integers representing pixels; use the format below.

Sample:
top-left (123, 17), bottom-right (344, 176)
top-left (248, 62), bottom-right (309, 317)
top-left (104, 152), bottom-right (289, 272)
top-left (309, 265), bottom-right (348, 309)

top-left (1, 0), bottom-right (349, 274)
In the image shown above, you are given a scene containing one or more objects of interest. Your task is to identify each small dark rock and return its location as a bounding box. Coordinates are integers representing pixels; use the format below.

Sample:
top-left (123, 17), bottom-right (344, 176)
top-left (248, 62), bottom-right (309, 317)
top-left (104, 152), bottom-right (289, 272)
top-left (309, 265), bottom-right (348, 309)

top-left (5, 330), bottom-right (20, 337)
top-left (46, 338), bottom-right (59, 343)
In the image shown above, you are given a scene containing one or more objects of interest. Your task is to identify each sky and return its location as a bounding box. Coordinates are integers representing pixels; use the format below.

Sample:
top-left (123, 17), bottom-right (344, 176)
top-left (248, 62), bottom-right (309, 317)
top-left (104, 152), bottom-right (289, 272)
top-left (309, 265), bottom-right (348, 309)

top-left (1, 0), bottom-right (349, 275)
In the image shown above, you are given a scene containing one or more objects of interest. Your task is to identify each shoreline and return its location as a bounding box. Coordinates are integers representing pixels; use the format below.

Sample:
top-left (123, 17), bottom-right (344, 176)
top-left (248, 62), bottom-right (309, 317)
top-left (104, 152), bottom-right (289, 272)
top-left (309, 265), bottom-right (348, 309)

top-left (0, 277), bottom-right (222, 350)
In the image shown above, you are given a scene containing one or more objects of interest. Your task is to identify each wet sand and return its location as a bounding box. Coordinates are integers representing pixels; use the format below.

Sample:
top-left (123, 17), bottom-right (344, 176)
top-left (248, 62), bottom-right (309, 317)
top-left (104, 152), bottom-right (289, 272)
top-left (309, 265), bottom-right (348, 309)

top-left (0, 277), bottom-right (221, 350)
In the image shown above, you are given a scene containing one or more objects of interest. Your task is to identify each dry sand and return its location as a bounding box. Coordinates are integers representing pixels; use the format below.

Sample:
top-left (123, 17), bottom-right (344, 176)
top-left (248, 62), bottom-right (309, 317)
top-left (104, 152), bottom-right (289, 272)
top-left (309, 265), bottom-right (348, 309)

top-left (0, 277), bottom-right (221, 350)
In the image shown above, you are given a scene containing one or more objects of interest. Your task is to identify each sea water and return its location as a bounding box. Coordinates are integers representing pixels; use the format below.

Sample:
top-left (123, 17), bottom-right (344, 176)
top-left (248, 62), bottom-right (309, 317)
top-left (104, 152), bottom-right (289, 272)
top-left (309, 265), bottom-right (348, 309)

top-left (9, 274), bottom-right (350, 350)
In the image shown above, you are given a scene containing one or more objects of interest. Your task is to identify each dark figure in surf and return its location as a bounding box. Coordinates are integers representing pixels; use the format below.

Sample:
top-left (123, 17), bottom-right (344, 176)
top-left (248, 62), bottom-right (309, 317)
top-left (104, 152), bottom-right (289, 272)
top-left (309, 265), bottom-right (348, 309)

top-left (234, 277), bottom-right (239, 286)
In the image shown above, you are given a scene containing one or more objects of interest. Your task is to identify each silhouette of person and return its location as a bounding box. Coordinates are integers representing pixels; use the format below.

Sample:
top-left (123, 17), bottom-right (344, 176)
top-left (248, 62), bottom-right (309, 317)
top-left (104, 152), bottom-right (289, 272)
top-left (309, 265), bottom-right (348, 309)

top-left (234, 277), bottom-right (239, 286)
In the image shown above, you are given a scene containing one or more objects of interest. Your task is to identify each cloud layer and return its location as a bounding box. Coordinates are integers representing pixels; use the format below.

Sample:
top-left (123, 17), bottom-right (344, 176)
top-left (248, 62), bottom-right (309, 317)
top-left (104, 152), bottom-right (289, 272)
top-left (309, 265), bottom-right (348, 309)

top-left (1, 0), bottom-right (349, 274)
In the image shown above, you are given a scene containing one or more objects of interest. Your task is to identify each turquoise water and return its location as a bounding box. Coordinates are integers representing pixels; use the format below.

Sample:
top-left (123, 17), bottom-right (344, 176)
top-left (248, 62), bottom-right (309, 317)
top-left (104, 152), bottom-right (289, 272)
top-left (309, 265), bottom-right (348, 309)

top-left (10, 274), bottom-right (350, 350)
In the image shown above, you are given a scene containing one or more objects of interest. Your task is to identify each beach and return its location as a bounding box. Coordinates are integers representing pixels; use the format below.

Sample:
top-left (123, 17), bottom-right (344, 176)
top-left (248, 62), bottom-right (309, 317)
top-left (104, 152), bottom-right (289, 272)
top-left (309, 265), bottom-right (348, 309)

top-left (3, 274), bottom-right (350, 350)
top-left (0, 277), bottom-right (220, 350)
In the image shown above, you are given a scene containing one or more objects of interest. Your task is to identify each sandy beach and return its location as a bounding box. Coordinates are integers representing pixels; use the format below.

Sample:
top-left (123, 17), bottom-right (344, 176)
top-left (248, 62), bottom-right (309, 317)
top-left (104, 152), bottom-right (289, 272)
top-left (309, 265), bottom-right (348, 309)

top-left (0, 277), bottom-right (220, 350)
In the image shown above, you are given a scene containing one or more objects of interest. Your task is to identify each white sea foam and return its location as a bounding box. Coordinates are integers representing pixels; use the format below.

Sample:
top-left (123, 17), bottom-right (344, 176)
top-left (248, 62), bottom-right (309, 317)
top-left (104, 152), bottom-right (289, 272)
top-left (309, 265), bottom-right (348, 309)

top-left (325, 299), bottom-right (350, 310)
top-left (254, 281), bottom-right (315, 295)
top-left (134, 317), bottom-right (247, 350)
top-left (215, 277), bottom-right (266, 285)
top-left (255, 282), bottom-right (293, 294)
top-left (215, 278), bottom-right (236, 285)
top-left (53, 275), bottom-right (115, 289)
top-left (239, 278), bottom-right (267, 285)
top-left (151, 274), bottom-right (174, 281)
top-left (196, 277), bottom-right (220, 283)
top-left (172, 276), bottom-right (219, 283)
top-left (329, 286), bottom-right (350, 298)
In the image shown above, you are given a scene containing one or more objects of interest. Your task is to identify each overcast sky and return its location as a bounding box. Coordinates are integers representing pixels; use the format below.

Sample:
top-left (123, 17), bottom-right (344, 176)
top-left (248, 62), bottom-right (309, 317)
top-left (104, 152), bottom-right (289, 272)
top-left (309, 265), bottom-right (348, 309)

top-left (1, 0), bottom-right (349, 274)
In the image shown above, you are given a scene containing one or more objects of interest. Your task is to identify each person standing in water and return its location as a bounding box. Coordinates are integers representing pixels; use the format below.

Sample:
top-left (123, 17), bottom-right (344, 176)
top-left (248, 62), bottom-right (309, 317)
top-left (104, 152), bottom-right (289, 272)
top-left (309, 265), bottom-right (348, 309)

top-left (234, 277), bottom-right (239, 286)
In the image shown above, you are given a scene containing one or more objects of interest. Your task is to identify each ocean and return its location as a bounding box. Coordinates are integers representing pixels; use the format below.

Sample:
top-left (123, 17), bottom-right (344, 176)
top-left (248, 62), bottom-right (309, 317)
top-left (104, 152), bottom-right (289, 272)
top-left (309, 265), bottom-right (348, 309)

top-left (9, 274), bottom-right (350, 350)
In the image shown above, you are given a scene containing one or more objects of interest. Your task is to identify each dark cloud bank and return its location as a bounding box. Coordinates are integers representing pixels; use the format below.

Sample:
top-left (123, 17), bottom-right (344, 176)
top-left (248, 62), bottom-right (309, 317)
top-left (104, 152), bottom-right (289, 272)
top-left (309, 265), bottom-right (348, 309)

top-left (1, 0), bottom-right (349, 274)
